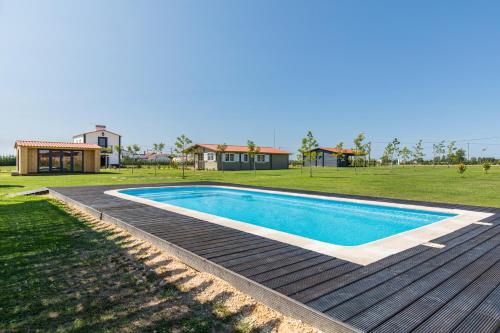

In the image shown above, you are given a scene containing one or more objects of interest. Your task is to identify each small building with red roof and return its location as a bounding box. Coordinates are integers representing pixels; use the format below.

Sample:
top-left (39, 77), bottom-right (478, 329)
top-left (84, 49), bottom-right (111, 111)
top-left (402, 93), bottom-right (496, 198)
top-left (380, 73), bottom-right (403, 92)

top-left (14, 140), bottom-right (101, 175)
top-left (304, 147), bottom-right (363, 167)
top-left (190, 144), bottom-right (290, 171)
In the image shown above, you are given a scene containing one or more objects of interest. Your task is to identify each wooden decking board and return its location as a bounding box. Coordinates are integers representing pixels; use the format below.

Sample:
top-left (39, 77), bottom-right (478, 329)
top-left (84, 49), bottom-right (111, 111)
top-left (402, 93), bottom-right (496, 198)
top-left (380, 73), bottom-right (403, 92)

top-left (372, 251), bottom-right (500, 333)
top-left (346, 237), bottom-right (500, 331)
top-left (315, 224), bottom-right (500, 316)
top-left (302, 224), bottom-right (500, 307)
top-left (151, 226), bottom-right (244, 242)
top-left (250, 256), bottom-right (337, 283)
top-left (211, 244), bottom-right (298, 264)
top-left (191, 238), bottom-right (276, 256)
top-left (228, 248), bottom-right (312, 273)
top-left (279, 262), bottom-right (378, 297)
top-left (451, 284), bottom-right (500, 333)
top-left (182, 234), bottom-right (262, 251)
top-left (295, 245), bottom-right (431, 304)
top-left (237, 251), bottom-right (324, 277)
top-left (400, 259), bottom-right (500, 333)
top-left (49, 183), bottom-right (500, 333)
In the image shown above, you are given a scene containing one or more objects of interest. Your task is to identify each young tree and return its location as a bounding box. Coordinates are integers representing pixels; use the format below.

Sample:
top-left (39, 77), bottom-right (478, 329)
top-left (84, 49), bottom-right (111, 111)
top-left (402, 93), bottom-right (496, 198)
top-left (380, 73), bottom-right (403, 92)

top-left (126, 144), bottom-right (141, 174)
top-left (433, 140), bottom-right (445, 165)
top-left (446, 141), bottom-right (457, 167)
top-left (114, 144), bottom-right (123, 168)
top-left (483, 162), bottom-right (491, 174)
top-left (152, 143), bottom-right (165, 176)
top-left (457, 163), bottom-right (467, 177)
top-left (334, 142), bottom-right (344, 171)
top-left (297, 150), bottom-right (305, 175)
top-left (391, 138), bottom-right (401, 165)
top-left (300, 131), bottom-right (319, 177)
top-left (216, 143), bottom-right (228, 173)
top-left (247, 140), bottom-right (260, 176)
top-left (412, 140), bottom-right (424, 167)
top-left (382, 142), bottom-right (394, 166)
top-left (453, 148), bottom-right (466, 164)
top-left (365, 141), bottom-right (372, 167)
top-left (175, 134), bottom-right (192, 179)
top-left (353, 133), bottom-right (366, 171)
top-left (400, 147), bottom-right (411, 166)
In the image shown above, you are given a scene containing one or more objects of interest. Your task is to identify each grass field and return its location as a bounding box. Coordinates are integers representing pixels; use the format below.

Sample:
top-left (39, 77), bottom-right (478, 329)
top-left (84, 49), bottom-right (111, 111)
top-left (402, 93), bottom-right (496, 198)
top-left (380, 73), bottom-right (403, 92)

top-left (1, 166), bottom-right (498, 331)
top-left (1, 165), bottom-right (499, 207)
top-left (0, 196), bottom-right (315, 333)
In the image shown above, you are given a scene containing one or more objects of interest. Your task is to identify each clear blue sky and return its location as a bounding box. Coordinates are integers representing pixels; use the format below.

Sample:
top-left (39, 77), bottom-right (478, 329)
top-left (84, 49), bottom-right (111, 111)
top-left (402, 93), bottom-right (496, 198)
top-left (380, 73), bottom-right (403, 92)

top-left (1, 0), bottom-right (499, 158)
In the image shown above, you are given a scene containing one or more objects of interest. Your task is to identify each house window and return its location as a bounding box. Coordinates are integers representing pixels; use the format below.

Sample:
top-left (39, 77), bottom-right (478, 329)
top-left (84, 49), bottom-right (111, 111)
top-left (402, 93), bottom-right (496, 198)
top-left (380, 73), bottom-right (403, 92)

top-left (97, 137), bottom-right (108, 148)
top-left (242, 154), bottom-right (248, 162)
top-left (38, 149), bottom-right (84, 173)
top-left (207, 152), bottom-right (215, 161)
top-left (256, 154), bottom-right (266, 162)
top-left (225, 153), bottom-right (235, 162)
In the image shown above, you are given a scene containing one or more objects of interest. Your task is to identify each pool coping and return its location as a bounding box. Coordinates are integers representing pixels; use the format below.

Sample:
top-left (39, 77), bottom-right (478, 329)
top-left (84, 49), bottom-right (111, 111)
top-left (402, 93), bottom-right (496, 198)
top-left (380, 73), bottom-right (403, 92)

top-left (104, 185), bottom-right (493, 265)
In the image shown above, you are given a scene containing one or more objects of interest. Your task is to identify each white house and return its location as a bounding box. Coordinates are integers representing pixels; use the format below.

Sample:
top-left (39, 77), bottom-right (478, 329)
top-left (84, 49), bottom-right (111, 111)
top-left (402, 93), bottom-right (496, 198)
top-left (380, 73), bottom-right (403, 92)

top-left (73, 125), bottom-right (122, 167)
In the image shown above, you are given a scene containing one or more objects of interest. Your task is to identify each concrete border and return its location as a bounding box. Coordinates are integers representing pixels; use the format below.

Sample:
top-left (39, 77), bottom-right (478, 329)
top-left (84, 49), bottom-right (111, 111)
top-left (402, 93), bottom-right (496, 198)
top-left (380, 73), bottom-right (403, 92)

top-left (7, 187), bottom-right (49, 197)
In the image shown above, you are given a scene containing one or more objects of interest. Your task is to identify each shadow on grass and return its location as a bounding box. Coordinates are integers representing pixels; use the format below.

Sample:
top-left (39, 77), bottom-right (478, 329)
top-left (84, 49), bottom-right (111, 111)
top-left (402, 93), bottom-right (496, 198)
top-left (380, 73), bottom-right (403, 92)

top-left (0, 197), bottom-right (280, 332)
top-left (0, 184), bottom-right (24, 188)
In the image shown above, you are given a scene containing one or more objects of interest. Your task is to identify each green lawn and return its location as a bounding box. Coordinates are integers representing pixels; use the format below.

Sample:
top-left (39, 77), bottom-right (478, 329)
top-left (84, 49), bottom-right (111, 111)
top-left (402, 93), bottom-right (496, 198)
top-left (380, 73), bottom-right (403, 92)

top-left (1, 164), bottom-right (499, 207)
top-left (0, 196), bottom-right (277, 332)
top-left (1, 168), bottom-right (498, 331)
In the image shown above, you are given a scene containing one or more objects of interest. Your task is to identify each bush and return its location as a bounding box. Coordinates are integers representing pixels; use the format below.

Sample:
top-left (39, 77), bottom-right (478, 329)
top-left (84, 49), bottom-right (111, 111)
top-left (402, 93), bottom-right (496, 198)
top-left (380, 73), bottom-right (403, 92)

top-left (457, 163), bottom-right (467, 176)
top-left (483, 162), bottom-right (491, 174)
top-left (0, 155), bottom-right (16, 166)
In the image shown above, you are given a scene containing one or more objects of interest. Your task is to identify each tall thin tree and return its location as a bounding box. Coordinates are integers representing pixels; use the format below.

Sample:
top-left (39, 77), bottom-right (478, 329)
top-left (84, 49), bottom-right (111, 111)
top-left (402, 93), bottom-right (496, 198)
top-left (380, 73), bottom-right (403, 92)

top-left (126, 144), bottom-right (141, 174)
top-left (300, 131), bottom-right (319, 177)
top-left (382, 142), bottom-right (394, 166)
top-left (446, 141), bottom-right (457, 167)
top-left (247, 140), bottom-right (260, 176)
top-left (334, 142), bottom-right (344, 171)
top-left (412, 140), bottom-right (424, 168)
top-left (114, 144), bottom-right (123, 169)
top-left (297, 150), bottom-right (305, 174)
top-left (216, 143), bottom-right (228, 173)
top-left (175, 135), bottom-right (192, 179)
top-left (353, 133), bottom-right (366, 172)
top-left (400, 147), bottom-right (411, 167)
top-left (392, 138), bottom-right (401, 165)
top-left (152, 143), bottom-right (165, 176)
top-left (365, 141), bottom-right (372, 167)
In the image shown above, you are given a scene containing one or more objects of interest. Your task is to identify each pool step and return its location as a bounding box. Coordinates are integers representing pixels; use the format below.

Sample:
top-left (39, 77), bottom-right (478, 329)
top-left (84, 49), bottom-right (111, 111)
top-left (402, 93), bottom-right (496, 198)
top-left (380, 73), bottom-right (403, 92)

top-left (422, 242), bottom-right (446, 248)
top-left (472, 221), bottom-right (493, 226)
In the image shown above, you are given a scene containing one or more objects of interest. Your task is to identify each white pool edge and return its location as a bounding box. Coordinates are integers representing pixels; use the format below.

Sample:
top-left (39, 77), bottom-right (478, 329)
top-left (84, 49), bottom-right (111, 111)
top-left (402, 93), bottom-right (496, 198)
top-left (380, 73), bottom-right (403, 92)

top-left (104, 185), bottom-right (493, 265)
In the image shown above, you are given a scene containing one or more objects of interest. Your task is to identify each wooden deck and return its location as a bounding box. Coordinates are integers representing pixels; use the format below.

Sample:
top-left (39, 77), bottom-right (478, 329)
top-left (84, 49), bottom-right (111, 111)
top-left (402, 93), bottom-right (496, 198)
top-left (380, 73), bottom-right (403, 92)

top-left (49, 182), bottom-right (500, 333)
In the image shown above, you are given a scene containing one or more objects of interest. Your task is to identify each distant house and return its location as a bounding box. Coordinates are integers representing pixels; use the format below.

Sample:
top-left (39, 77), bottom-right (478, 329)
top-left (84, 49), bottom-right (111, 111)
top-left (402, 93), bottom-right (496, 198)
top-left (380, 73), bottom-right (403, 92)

top-left (73, 125), bottom-right (121, 168)
top-left (304, 147), bottom-right (361, 167)
top-left (190, 144), bottom-right (290, 171)
top-left (14, 140), bottom-right (101, 175)
top-left (144, 151), bottom-right (171, 163)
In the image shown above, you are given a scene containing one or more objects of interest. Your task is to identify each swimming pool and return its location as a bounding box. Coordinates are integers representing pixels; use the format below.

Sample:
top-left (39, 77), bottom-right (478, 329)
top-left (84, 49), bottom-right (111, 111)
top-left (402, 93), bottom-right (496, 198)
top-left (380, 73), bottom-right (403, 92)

top-left (115, 186), bottom-right (456, 246)
top-left (106, 185), bottom-right (489, 264)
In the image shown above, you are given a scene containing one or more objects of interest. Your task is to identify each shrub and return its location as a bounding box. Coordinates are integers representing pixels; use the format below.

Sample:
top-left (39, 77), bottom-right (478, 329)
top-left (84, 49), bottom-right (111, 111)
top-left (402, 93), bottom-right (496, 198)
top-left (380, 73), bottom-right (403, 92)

top-left (0, 155), bottom-right (16, 166)
top-left (457, 163), bottom-right (467, 176)
top-left (483, 162), bottom-right (491, 174)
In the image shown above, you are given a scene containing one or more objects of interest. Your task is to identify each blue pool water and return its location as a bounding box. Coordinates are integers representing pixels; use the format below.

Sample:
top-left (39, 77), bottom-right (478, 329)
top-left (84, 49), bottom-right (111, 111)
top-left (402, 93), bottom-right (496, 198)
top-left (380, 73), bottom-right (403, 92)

top-left (119, 186), bottom-right (456, 246)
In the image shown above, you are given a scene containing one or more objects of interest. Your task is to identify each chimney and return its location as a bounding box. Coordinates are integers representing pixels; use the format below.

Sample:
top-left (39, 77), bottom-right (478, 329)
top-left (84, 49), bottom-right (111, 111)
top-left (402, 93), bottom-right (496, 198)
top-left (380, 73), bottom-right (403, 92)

top-left (95, 125), bottom-right (106, 131)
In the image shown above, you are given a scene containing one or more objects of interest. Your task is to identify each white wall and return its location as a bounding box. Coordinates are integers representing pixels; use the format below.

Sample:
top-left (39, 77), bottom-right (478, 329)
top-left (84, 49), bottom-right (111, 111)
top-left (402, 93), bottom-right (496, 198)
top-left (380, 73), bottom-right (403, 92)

top-left (74, 130), bottom-right (121, 165)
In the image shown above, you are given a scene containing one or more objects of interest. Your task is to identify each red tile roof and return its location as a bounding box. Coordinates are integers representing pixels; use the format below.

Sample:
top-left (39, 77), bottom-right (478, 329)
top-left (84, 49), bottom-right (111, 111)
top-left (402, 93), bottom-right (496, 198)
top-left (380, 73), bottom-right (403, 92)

top-left (194, 144), bottom-right (290, 155)
top-left (15, 140), bottom-right (101, 149)
top-left (318, 147), bottom-right (357, 155)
